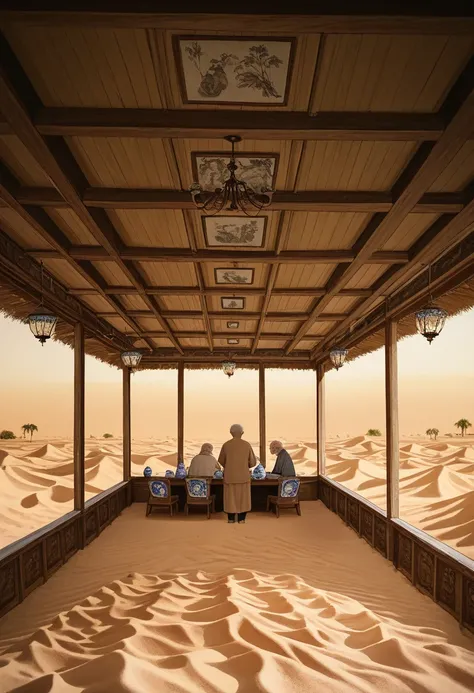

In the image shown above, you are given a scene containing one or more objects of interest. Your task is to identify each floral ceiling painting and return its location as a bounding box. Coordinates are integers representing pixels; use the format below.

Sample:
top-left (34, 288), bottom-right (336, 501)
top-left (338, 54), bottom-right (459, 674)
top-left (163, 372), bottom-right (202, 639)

top-left (203, 216), bottom-right (267, 248)
top-left (192, 153), bottom-right (278, 194)
top-left (215, 268), bottom-right (254, 285)
top-left (175, 36), bottom-right (294, 104)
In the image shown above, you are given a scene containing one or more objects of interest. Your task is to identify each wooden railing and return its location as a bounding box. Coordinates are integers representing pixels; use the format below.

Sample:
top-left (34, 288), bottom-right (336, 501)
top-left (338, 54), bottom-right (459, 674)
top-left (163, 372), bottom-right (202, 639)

top-left (0, 481), bottom-right (130, 618)
top-left (318, 476), bottom-right (474, 634)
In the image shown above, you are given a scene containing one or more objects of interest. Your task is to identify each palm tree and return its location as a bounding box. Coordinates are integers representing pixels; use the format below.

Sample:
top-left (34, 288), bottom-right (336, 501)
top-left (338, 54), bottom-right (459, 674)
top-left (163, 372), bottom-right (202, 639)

top-left (454, 419), bottom-right (472, 437)
top-left (29, 424), bottom-right (38, 441)
top-left (432, 428), bottom-right (439, 441)
top-left (426, 428), bottom-right (433, 439)
top-left (21, 424), bottom-right (30, 439)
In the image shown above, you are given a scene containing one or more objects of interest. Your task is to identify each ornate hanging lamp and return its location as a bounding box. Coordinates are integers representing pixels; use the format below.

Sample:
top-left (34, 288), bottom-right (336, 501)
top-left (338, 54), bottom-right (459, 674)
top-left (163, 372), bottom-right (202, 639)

top-left (121, 350), bottom-right (142, 368)
top-left (329, 347), bottom-right (348, 371)
top-left (189, 135), bottom-right (274, 216)
top-left (27, 262), bottom-right (58, 345)
top-left (415, 264), bottom-right (448, 344)
top-left (222, 360), bottom-right (237, 378)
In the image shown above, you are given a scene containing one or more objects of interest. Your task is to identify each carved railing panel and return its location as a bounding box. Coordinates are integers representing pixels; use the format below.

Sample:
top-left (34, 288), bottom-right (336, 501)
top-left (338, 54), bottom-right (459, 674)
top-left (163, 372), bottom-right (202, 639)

top-left (22, 545), bottom-right (44, 592)
top-left (361, 509), bottom-right (374, 545)
top-left (99, 501), bottom-right (109, 528)
top-left (337, 492), bottom-right (346, 520)
top-left (374, 516), bottom-right (387, 557)
top-left (415, 545), bottom-right (435, 596)
top-left (45, 532), bottom-right (62, 573)
top-left (463, 577), bottom-right (474, 633)
top-left (348, 499), bottom-right (360, 533)
top-left (0, 560), bottom-right (19, 616)
top-left (84, 509), bottom-right (98, 544)
top-left (436, 560), bottom-right (457, 614)
top-left (398, 533), bottom-right (413, 580)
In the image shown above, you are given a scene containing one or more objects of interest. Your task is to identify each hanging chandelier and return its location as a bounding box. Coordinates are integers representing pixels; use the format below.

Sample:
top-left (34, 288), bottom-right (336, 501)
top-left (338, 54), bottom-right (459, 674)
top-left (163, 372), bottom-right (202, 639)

top-left (222, 360), bottom-right (237, 378)
top-left (189, 135), bottom-right (274, 217)
top-left (27, 262), bottom-right (58, 345)
top-left (330, 347), bottom-right (348, 371)
top-left (121, 350), bottom-right (142, 368)
top-left (415, 264), bottom-right (448, 344)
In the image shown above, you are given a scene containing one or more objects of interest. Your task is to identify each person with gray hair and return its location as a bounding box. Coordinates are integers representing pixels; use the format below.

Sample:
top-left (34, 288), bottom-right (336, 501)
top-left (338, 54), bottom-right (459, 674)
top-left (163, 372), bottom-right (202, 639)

top-left (269, 440), bottom-right (296, 477)
top-left (188, 442), bottom-right (221, 477)
top-left (218, 424), bottom-right (256, 523)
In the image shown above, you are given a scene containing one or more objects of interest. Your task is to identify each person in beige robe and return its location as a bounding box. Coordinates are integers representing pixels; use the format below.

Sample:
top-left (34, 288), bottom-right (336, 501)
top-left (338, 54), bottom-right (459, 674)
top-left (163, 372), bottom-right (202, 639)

top-left (188, 443), bottom-right (221, 477)
top-left (218, 424), bottom-right (256, 523)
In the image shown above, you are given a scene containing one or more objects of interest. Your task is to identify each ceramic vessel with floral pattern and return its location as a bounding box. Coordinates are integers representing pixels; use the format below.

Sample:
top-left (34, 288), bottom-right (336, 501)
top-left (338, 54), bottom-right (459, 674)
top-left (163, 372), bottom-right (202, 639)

top-left (175, 460), bottom-right (187, 479)
top-left (252, 463), bottom-right (266, 480)
top-left (143, 466), bottom-right (152, 477)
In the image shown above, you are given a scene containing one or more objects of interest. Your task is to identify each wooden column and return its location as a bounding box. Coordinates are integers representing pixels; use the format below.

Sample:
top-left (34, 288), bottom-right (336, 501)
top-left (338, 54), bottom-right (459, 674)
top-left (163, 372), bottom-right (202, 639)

top-left (317, 364), bottom-right (326, 476)
top-left (123, 366), bottom-right (131, 481)
top-left (259, 363), bottom-right (266, 468)
top-left (178, 362), bottom-right (184, 461)
top-left (385, 319), bottom-right (400, 561)
top-left (73, 322), bottom-right (85, 512)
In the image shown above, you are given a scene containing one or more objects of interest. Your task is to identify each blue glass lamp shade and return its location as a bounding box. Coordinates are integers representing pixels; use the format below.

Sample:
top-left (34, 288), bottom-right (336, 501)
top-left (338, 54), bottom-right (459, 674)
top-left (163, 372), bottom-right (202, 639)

top-left (28, 307), bottom-right (58, 345)
top-left (415, 306), bottom-right (448, 343)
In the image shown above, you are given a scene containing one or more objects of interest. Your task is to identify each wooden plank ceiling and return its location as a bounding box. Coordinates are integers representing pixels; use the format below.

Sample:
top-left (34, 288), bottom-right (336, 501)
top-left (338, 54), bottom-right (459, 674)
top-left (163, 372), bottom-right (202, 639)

top-left (0, 7), bottom-right (473, 366)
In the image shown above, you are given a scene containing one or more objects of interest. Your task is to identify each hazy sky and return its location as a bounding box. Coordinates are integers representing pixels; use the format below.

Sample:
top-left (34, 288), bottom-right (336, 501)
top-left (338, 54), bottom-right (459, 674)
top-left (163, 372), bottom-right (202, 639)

top-left (0, 308), bottom-right (472, 441)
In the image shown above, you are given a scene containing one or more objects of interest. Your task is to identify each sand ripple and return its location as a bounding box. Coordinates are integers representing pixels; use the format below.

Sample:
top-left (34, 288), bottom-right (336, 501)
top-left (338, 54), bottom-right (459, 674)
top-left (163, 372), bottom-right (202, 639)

top-left (1, 570), bottom-right (473, 693)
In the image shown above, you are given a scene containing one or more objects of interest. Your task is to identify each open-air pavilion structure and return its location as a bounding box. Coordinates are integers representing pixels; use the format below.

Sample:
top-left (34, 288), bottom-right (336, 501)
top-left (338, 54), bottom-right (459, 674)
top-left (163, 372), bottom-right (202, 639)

top-left (0, 4), bottom-right (473, 654)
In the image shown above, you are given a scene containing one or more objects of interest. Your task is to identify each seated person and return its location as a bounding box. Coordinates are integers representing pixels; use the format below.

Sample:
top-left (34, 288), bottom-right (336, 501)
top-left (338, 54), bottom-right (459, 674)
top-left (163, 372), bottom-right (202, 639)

top-left (188, 443), bottom-right (221, 477)
top-left (269, 440), bottom-right (296, 476)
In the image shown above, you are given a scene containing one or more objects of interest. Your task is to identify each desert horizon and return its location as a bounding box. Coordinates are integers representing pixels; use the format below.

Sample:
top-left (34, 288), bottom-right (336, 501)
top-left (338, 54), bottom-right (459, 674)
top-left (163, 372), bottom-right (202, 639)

top-left (1, 433), bottom-right (473, 562)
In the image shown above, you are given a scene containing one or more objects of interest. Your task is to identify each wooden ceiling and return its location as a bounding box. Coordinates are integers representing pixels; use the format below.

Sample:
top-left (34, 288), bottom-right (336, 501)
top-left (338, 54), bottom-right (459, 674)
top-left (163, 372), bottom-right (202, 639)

top-left (0, 6), bottom-right (473, 367)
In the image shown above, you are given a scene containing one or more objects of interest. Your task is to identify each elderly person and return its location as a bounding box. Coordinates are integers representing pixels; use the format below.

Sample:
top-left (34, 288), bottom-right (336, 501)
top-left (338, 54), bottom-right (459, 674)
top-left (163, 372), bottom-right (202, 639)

top-left (269, 440), bottom-right (296, 476)
top-left (218, 424), bottom-right (256, 524)
top-left (188, 443), bottom-right (221, 477)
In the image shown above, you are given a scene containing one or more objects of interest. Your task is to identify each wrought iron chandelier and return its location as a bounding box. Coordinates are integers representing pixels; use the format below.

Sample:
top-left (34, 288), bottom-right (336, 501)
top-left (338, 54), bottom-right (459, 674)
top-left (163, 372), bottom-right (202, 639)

top-left (415, 265), bottom-right (448, 344)
top-left (222, 360), bottom-right (237, 378)
top-left (27, 262), bottom-right (58, 345)
top-left (121, 350), bottom-right (143, 368)
top-left (330, 347), bottom-right (348, 371)
top-left (189, 135), bottom-right (274, 216)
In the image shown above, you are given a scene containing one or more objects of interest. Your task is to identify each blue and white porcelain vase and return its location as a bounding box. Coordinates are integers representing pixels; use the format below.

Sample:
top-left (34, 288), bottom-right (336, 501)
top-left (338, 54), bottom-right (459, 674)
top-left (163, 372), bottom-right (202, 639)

top-left (165, 469), bottom-right (175, 478)
top-left (175, 459), bottom-right (186, 479)
top-left (252, 463), bottom-right (266, 480)
top-left (214, 469), bottom-right (223, 479)
top-left (143, 466), bottom-right (152, 477)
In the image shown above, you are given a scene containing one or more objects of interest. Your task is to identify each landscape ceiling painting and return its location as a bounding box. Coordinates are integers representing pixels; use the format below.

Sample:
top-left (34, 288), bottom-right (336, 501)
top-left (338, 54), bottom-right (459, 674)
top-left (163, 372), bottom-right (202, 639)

top-left (175, 36), bottom-right (294, 104)
top-left (202, 216), bottom-right (267, 248)
top-left (215, 268), bottom-right (254, 285)
top-left (221, 297), bottom-right (245, 310)
top-left (193, 154), bottom-right (278, 195)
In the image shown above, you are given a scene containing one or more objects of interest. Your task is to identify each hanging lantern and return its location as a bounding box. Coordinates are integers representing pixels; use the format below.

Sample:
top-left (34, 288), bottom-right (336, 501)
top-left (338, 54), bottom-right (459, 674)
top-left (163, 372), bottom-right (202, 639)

top-left (222, 361), bottom-right (236, 378)
top-left (121, 350), bottom-right (142, 368)
top-left (330, 347), bottom-right (348, 371)
top-left (27, 263), bottom-right (58, 345)
top-left (27, 306), bottom-right (58, 345)
top-left (415, 306), bottom-right (447, 344)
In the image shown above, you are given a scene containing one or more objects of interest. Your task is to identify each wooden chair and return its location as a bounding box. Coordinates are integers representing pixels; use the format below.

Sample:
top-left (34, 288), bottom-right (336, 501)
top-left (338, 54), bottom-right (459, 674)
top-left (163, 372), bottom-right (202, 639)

top-left (266, 478), bottom-right (301, 517)
top-left (146, 479), bottom-right (179, 517)
top-left (184, 478), bottom-right (215, 519)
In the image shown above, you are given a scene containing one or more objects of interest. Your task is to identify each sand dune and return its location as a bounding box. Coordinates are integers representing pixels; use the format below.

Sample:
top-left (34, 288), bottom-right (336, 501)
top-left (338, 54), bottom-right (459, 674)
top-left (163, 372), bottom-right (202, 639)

top-left (1, 569), bottom-right (473, 692)
top-left (1, 435), bottom-right (473, 561)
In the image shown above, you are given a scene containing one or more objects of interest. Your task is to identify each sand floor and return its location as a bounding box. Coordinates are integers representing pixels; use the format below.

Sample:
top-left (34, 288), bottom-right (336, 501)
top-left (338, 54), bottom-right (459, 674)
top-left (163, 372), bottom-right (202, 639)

top-left (0, 502), bottom-right (473, 692)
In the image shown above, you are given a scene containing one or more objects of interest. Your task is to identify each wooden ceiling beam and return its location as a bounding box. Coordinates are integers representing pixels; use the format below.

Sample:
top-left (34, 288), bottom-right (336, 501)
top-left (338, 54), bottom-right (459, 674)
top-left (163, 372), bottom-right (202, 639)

top-left (1, 7), bottom-right (473, 34)
top-left (286, 56), bottom-right (474, 354)
top-left (14, 187), bottom-right (464, 214)
top-left (33, 107), bottom-right (444, 141)
top-left (68, 286), bottom-right (372, 298)
top-left (0, 32), bottom-right (182, 354)
top-left (147, 331), bottom-right (301, 339)
top-left (97, 310), bottom-right (345, 321)
top-left (26, 247), bottom-right (409, 264)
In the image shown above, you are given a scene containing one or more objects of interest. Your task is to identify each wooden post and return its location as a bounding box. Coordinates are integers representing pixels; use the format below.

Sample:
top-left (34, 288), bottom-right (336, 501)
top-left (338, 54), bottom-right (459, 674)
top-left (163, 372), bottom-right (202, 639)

top-left (74, 322), bottom-right (85, 512)
top-left (178, 362), bottom-right (184, 461)
top-left (385, 319), bottom-right (400, 560)
top-left (259, 363), bottom-right (266, 468)
top-left (123, 366), bottom-right (131, 481)
top-left (317, 364), bottom-right (326, 476)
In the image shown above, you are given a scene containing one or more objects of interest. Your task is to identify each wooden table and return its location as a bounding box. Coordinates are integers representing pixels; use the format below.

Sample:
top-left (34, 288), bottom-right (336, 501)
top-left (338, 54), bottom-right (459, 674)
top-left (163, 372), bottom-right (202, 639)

top-left (131, 476), bottom-right (318, 512)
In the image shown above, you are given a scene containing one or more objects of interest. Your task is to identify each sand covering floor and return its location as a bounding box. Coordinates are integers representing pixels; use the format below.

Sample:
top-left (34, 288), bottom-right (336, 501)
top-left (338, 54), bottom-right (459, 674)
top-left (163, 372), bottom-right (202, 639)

top-left (0, 503), bottom-right (473, 692)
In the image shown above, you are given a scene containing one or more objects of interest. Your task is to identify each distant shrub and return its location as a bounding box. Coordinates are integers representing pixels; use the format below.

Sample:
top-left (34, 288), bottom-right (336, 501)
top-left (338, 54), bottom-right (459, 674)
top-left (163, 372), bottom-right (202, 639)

top-left (103, 433), bottom-right (113, 438)
top-left (0, 430), bottom-right (16, 439)
top-left (366, 429), bottom-right (382, 436)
